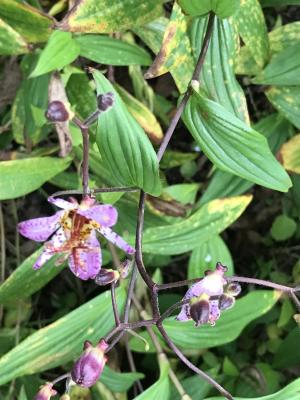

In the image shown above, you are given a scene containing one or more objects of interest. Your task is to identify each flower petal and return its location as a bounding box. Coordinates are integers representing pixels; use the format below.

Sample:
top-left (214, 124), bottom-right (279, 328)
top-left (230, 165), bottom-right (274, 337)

top-left (68, 232), bottom-right (102, 280)
top-left (18, 211), bottom-right (63, 242)
top-left (33, 248), bottom-right (54, 270)
top-left (78, 204), bottom-right (118, 227)
top-left (48, 196), bottom-right (77, 210)
top-left (176, 304), bottom-right (190, 321)
top-left (98, 226), bottom-right (135, 254)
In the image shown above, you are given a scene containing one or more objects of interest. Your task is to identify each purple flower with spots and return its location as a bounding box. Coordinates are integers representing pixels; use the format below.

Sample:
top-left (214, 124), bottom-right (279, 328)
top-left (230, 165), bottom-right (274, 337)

top-left (177, 263), bottom-right (240, 327)
top-left (71, 339), bottom-right (108, 387)
top-left (34, 383), bottom-right (57, 400)
top-left (18, 196), bottom-right (135, 280)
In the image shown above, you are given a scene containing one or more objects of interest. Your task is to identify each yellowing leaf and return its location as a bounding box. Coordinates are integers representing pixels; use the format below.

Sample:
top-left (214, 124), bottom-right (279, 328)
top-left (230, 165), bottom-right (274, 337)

top-left (144, 2), bottom-right (194, 93)
top-left (0, 17), bottom-right (28, 55)
top-left (280, 134), bottom-right (300, 174)
top-left (266, 86), bottom-right (300, 129)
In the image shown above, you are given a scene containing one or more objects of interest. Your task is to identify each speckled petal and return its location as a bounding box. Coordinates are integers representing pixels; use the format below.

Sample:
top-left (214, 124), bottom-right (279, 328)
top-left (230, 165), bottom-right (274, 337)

top-left (98, 226), bottom-right (135, 254)
top-left (209, 299), bottom-right (221, 325)
top-left (33, 248), bottom-right (54, 270)
top-left (68, 231), bottom-right (102, 280)
top-left (176, 304), bottom-right (190, 321)
top-left (48, 196), bottom-right (77, 210)
top-left (78, 204), bottom-right (118, 227)
top-left (18, 211), bottom-right (63, 242)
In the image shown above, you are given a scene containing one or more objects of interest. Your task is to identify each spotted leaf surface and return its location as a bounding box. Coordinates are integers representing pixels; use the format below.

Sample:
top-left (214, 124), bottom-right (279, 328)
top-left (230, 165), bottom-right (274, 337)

top-left (279, 134), bottom-right (300, 174)
top-left (0, 17), bottom-right (28, 55)
top-left (266, 86), bottom-right (300, 129)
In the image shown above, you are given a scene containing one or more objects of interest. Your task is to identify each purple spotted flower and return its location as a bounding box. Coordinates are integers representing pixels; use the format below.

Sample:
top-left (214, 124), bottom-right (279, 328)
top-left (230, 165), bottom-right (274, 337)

top-left (34, 383), bottom-right (57, 400)
top-left (18, 196), bottom-right (135, 280)
top-left (177, 263), bottom-right (240, 327)
top-left (71, 339), bottom-right (108, 387)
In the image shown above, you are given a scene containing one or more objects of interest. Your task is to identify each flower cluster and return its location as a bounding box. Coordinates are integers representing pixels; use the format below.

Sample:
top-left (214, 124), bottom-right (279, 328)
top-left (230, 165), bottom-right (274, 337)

top-left (18, 196), bottom-right (135, 280)
top-left (177, 263), bottom-right (241, 327)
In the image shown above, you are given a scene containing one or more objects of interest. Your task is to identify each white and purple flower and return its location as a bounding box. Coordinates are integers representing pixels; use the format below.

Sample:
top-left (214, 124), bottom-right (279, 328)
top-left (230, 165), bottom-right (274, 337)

top-left (18, 196), bottom-right (135, 280)
top-left (176, 263), bottom-right (241, 327)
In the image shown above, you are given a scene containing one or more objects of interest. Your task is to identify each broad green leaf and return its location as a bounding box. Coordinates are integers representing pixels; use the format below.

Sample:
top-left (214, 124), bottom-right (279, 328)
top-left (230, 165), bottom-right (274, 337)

top-left (266, 86), bottom-right (300, 129)
top-left (144, 2), bottom-right (194, 93)
top-left (74, 35), bottom-right (152, 66)
top-left (253, 44), bottom-right (300, 86)
top-left (101, 366), bottom-right (144, 392)
top-left (92, 70), bottom-right (161, 196)
top-left (30, 31), bottom-right (80, 77)
top-left (232, 0), bottom-right (269, 68)
top-left (205, 378), bottom-right (300, 400)
top-left (163, 183), bottom-right (200, 204)
top-left (280, 134), bottom-right (300, 174)
top-left (164, 291), bottom-right (279, 349)
top-left (58, 0), bottom-right (164, 33)
top-left (115, 84), bottom-right (163, 144)
top-left (134, 17), bottom-right (168, 55)
top-left (0, 0), bottom-right (52, 43)
top-left (0, 287), bottom-right (126, 385)
top-left (141, 196), bottom-right (252, 255)
top-left (273, 328), bottom-right (300, 368)
top-left (178, 0), bottom-right (240, 18)
top-left (0, 157), bottom-right (71, 200)
top-left (188, 235), bottom-right (233, 279)
top-left (134, 355), bottom-right (169, 400)
top-left (190, 15), bottom-right (249, 123)
top-left (270, 215), bottom-right (297, 241)
top-left (0, 250), bottom-right (66, 305)
top-left (183, 89), bottom-right (292, 192)
top-left (0, 18), bottom-right (28, 55)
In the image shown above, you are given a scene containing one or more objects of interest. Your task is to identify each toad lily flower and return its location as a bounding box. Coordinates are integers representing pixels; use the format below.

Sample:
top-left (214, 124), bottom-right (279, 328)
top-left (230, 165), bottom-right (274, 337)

top-left (18, 196), bottom-right (135, 280)
top-left (176, 263), bottom-right (241, 327)
top-left (34, 383), bottom-right (57, 400)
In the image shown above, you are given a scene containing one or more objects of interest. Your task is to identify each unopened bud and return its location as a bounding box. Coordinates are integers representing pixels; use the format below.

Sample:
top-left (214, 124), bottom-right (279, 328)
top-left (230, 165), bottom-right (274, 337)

top-left (225, 283), bottom-right (241, 297)
top-left (71, 339), bottom-right (108, 388)
top-left (97, 92), bottom-right (114, 111)
top-left (219, 294), bottom-right (235, 310)
top-left (94, 268), bottom-right (120, 286)
top-left (46, 101), bottom-right (70, 122)
top-left (34, 383), bottom-right (57, 400)
top-left (189, 296), bottom-right (210, 327)
top-left (119, 259), bottom-right (132, 279)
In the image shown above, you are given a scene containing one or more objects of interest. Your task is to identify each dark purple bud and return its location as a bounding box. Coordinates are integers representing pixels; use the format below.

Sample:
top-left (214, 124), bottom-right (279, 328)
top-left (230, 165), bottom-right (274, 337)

top-left (94, 268), bottom-right (120, 286)
top-left (71, 339), bottom-right (108, 388)
top-left (216, 262), bottom-right (228, 274)
top-left (225, 283), bottom-right (241, 297)
top-left (34, 383), bottom-right (57, 400)
top-left (219, 294), bottom-right (235, 310)
top-left (45, 101), bottom-right (70, 122)
top-left (189, 298), bottom-right (210, 327)
top-left (97, 92), bottom-right (114, 111)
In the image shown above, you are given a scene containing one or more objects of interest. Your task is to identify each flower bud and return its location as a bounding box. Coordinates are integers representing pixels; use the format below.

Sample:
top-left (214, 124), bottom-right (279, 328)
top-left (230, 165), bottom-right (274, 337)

top-left (34, 383), bottom-right (57, 400)
top-left (219, 294), bottom-right (235, 310)
top-left (225, 283), bottom-right (241, 297)
top-left (189, 296), bottom-right (210, 327)
top-left (97, 92), bottom-right (114, 111)
top-left (119, 259), bottom-right (132, 279)
top-left (94, 268), bottom-right (120, 286)
top-left (71, 339), bottom-right (108, 387)
top-left (45, 101), bottom-right (70, 122)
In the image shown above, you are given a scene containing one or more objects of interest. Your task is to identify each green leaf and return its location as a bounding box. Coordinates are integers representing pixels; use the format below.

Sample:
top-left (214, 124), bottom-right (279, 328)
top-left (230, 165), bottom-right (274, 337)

top-left (280, 134), bottom-right (300, 174)
top-left (0, 249), bottom-right (66, 305)
top-left (205, 378), bottom-right (300, 400)
top-left (163, 183), bottom-right (200, 205)
top-left (0, 287), bottom-right (126, 385)
top-left (101, 366), bottom-right (144, 392)
top-left (0, 0), bottom-right (52, 43)
top-left (253, 44), bottom-right (300, 86)
top-left (141, 196), bottom-right (252, 255)
top-left (164, 291), bottom-right (279, 349)
top-left (134, 355), bottom-right (169, 400)
top-left (0, 157), bottom-right (71, 200)
top-left (261, 0), bottom-right (300, 6)
top-left (134, 17), bottom-right (168, 55)
top-left (178, 0), bottom-right (240, 18)
top-left (270, 214), bottom-right (297, 241)
top-left (188, 235), bottom-right (233, 279)
top-left (30, 31), bottom-right (80, 77)
top-left (183, 89), bottom-right (292, 192)
top-left (92, 70), bottom-right (161, 196)
top-left (232, 0), bottom-right (269, 68)
top-left (0, 17), bottom-right (28, 55)
top-left (273, 328), bottom-right (300, 368)
top-left (74, 35), bottom-right (152, 66)
top-left (190, 16), bottom-right (249, 123)
top-left (58, 0), bottom-right (164, 33)
top-left (144, 2), bottom-right (194, 93)
top-left (266, 86), bottom-right (300, 129)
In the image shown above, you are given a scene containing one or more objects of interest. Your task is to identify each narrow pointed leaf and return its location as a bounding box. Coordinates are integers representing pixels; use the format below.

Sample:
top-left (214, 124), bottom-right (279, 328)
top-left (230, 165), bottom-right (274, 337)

top-left (183, 90), bottom-right (292, 192)
top-left (92, 70), bottom-right (161, 195)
